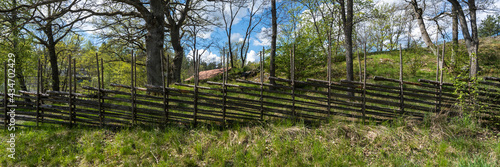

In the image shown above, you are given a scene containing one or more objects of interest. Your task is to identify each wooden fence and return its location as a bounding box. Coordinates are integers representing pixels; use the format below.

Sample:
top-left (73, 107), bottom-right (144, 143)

top-left (1, 49), bottom-right (499, 128)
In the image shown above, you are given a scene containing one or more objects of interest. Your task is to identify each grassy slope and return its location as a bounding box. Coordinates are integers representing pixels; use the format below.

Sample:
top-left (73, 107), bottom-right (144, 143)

top-left (1, 118), bottom-right (499, 166)
top-left (280, 36), bottom-right (500, 83)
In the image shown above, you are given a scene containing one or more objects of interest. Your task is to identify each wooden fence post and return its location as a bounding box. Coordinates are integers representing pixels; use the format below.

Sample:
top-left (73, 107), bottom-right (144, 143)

top-left (327, 39), bottom-right (332, 117)
top-left (161, 50), bottom-right (168, 124)
top-left (399, 45), bottom-right (405, 115)
top-left (435, 36), bottom-right (440, 113)
top-left (100, 58), bottom-right (104, 89)
top-left (4, 62), bottom-right (8, 130)
top-left (193, 50), bottom-right (199, 126)
top-left (96, 54), bottom-right (103, 126)
top-left (40, 59), bottom-right (44, 123)
top-left (291, 47), bottom-right (296, 119)
top-left (362, 43), bottom-right (367, 124)
top-left (100, 58), bottom-right (105, 124)
top-left (260, 47), bottom-right (264, 120)
top-left (74, 58), bottom-right (77, 122)
top-left (74, 59), bottom-right (77, 92)
top-left (166, 53), bottom-right (170, 121)
top-left (399, 45), bottom-right (405, 114)
top-left (131, 51), bottom-right (136, 126)
top-left (438, 42), bottom-right (445, 113)
top-left (69, 55), bottom-right (74, 126)
top-left (36, 59), bottom-right (41, 127)
top-left (358, 50), bottom-right (362, 82)
top-left (222, 49), bottom-right (227, 123)
top-left (435, 32), bottom-right (440, 81)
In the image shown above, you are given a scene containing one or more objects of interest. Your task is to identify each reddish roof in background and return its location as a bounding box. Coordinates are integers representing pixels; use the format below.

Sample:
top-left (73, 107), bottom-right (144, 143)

top-left (184, 67), bottom-right (231, 81)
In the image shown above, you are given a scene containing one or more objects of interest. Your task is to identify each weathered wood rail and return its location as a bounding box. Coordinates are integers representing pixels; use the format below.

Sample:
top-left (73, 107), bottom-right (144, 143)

top-left (1, 51), bottom-right (499, 128)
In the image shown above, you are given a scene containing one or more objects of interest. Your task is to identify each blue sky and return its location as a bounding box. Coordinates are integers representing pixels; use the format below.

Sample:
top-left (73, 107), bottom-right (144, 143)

top-left (81, 0), bottom-right (500, 64)
top-left (186, 0), bottom-right (500, 64)
top-left (185, 0), bottom-right (273, 65)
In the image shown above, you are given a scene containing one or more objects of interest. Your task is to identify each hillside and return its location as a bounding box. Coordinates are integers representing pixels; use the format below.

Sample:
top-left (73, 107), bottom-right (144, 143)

top-left (234, 36), bottom-right (500, 84)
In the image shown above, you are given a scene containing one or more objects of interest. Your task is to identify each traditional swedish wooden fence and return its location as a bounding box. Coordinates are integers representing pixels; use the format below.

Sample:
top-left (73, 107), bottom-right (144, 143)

top-left (1, 48), bottom-right (499, 129)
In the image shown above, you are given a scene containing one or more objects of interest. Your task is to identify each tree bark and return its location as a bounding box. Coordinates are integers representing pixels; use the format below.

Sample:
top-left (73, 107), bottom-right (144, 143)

top-left (451, 5), bottom-right (458, 66)
top-left (340, 0), bottom-right (354, 96)
top-left (46, 26), bottom-right (60, 91)
top-left (448, 0), bottom-right (479, 77)
top-left (452, 5), bottom-right (458, 46)
top-left (171, 26), bottom-right (184, 83)
top-left (407, 17), bottom-right (412, 48)
top-left (270, 0), bottom-right (276, 86)
top-left (410, 0), bottom-right (436, 55)
top-left (10, 0), bottom-right (28, 92)
top-left (164, 0), bottom-right (191, 83)
top-left (145, 0), bottom-right (164, 86)
top-left (228, 40), bottom-right (234, 68)
top-left (468, 0), bottom-right (479, 77)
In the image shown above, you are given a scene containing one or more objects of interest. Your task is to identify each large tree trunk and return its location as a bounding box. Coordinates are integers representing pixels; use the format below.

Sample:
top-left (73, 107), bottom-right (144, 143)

top-left (407, 17), bottom-right (412, 48)
top-left (13, 37), bottom-right (28, 92)
top-left (270, 0), bottom-right (276, 86)
top-left (171, 26), bottom-right (184, 83)
top-left (145, 0), bottom-right (164, 86)
top-left (451, 5), bottom-right (458, 66)
top-left (468, 1), bottom-right (479, 77)
top-left (10, 0), bottom-right (28, 93)
top-left (410, 0), bottom-right (436, 55)
top-left (46, 26), bottom-right (60, 91)
top-left (228, 41), bottom-right (234, 69)
top-left (448, 0), bottom-right (479, 77)
top-left (452, 5), bottom-right (458, 46)
top-left (340, 0), bottom-right (354, 96)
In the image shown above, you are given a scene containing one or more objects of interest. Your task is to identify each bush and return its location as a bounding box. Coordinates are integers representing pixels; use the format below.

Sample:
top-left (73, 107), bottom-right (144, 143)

top-left (404, 49), bottom-right (425, 75)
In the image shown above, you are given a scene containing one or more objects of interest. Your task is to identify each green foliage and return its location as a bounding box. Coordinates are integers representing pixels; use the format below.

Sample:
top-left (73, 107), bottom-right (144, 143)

top-left (452, 72), bottom-right (488, 120)
top-left (332, 55), bottom-right (346, 63)
top-left (404, 48), bottom-right (425, 75)
top-left (478, 14), bottom-right (500, 37)
top-left (276, 34), bottom-right (326, 80)
top-left (368, 3), bottom-right (403, 51)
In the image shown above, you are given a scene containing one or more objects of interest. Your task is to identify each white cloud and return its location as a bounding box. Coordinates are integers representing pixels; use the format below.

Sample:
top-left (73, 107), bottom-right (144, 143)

top-left (253, 27), bottom-right (271, 46)
top-left (230, 33), bottom-right (243, 42)
top-left (198, 28), bottom-right (213, 39)
top-left (187, 49), bottom-right (221, 64)
top-left (376, 0), bottom-right (400, 6)
top-left (247, 50), bottom-right (258, 63)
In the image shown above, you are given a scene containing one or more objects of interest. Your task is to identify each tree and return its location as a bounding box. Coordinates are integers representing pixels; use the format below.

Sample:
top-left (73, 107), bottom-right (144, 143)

top-left (112, 0), bottom-right (164, 86)
top-left (220, 0), bottom-right (244, 69)
top-left (26, 0), bottom-right (90, 91)
top-left (369, 5), bottom-right (393, 51)
top-left (0, 0), bottom-right (32, 92)
top-left (238, 0), bottom-right (266, 68)
top-left (451, 4), bottom-right (459, 66)
top-left (409, 0), bottom-right (437, 55)
top-left (87, 0), bottom-right (203, 84)
top-left (270, 0), bottom-right (277, 86)
top-left (448, 0), bottom-right (480, 77)
top-left (339, 0), bottom-right (354, 87)
top-left (478, 14), bottom-right (500, 37)
top-left (166, 0), bottom-right (197, 83)
top-left (452, 5), bottom-right (459, 45)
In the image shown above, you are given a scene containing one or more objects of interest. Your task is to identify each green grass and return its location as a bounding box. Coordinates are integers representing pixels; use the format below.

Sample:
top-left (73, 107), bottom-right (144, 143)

top-left (1, 117), bottom-right (499, 166)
